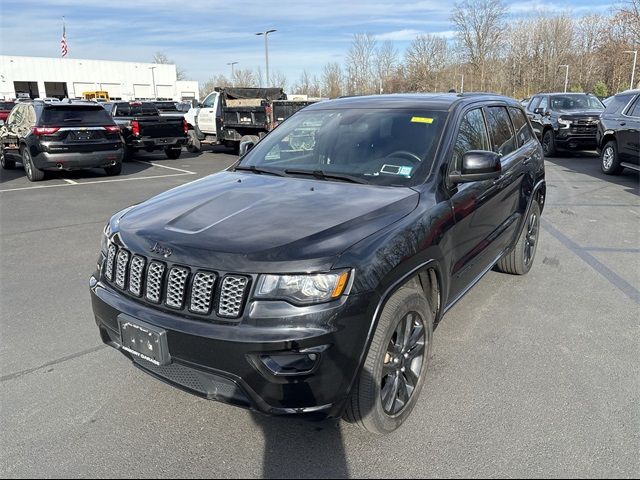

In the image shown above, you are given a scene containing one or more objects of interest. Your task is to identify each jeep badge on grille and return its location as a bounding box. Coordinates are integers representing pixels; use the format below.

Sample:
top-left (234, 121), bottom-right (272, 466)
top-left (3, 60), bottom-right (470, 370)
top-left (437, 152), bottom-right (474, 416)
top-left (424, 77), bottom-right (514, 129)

top-left (150, 242), bottom-right (173, 258)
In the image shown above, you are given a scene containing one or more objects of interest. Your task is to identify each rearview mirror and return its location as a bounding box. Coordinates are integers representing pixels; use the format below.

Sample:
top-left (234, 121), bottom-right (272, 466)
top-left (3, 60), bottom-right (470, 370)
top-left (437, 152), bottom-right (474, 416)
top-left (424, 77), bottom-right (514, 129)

top-left (450, 151), bottom-right (502, 184)
top-left (239, 139), bottom-right (256, 156)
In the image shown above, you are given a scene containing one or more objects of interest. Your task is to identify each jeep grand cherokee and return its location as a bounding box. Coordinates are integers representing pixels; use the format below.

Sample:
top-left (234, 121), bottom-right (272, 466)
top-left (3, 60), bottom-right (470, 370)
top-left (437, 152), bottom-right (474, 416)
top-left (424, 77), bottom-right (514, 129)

top-left (89, 93), bottom-right (546, 434)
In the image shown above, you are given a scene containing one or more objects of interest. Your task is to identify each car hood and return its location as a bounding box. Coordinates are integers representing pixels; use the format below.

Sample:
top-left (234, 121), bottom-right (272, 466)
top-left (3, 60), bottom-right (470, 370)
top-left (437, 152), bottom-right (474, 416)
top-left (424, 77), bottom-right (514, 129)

top-left (114, 171), bottom-right (419, 273)
top-left (555, 109), bottom-right (603, 119)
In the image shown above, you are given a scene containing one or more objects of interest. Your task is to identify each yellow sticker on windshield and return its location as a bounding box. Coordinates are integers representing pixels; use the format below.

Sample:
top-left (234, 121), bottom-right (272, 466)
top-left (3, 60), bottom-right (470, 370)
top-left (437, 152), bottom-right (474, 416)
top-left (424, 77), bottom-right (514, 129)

top-left (411, 116), bottom-right (434, 124)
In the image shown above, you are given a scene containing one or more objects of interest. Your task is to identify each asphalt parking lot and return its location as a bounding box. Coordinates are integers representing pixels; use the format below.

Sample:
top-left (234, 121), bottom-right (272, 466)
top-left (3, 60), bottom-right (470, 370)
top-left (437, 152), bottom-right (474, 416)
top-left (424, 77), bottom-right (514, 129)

top-left (1, 148), bottom-right (638, 478)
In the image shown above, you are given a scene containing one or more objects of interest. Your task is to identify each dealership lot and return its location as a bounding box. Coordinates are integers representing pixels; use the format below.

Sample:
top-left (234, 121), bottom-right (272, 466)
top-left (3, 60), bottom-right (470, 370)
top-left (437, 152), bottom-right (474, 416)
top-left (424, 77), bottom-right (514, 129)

top-left (1, 148), bottom-right (638, 477)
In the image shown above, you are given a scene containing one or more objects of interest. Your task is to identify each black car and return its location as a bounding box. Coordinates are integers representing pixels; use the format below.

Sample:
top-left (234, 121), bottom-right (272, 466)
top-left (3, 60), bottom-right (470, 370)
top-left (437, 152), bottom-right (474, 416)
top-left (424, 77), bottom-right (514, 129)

top-left (596, 89), bottom-right (640, 175)
top-left (0, 101), bottom-right (123, 181)
top-left (526, 92), bottom-right (604, 156)
top-left (90, 93), bottom-right (545, 434)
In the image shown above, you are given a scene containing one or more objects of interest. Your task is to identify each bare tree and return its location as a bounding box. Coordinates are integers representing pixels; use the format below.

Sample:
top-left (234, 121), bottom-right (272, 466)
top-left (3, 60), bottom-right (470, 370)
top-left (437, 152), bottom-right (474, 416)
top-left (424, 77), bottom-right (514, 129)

top-left (322, 62), bottom-right (343, 98)
top-left (152, 51), bottom-right (186, 80)
top-left (405, 34), bottom-right (449, 92)
top-left (271, 71), bottom-right (289, 90)
top-left (375, 41), bottom-right (399, 93)
top-left (231, 68), bottom-right (258, 87)
top-left (451, 0), bottom-right (507, 90)
top-left (345, 33), bottom-right (378, 94)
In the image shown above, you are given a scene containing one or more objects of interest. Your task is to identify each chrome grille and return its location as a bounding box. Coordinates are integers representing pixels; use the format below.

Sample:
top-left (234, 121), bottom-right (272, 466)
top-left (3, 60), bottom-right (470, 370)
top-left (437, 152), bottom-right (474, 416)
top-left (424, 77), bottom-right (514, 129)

top-left (190, 272), bottom-right (216, 314)
top-left (128, 255), bottom-right (146, 297)
top-left (115, 249), bottom-right (130, 289)
top-left (105, 243), bottom-right (117, 281)
top-left (218, 275), bottom-right (249, 318)
top-left (146, 261), bottom-right (166, 304)
top-left (166, 267), bottom-right (189, 309)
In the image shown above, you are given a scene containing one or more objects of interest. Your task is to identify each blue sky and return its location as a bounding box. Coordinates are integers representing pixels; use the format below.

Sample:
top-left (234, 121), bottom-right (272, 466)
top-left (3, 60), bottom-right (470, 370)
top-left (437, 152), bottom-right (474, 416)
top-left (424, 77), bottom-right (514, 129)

top-left (0, 0), bottom-right (613, 86)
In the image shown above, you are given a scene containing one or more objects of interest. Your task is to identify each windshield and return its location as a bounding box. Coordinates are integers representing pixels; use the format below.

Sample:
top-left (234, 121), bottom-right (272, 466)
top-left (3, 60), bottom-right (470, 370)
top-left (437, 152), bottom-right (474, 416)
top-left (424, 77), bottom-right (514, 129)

top-left (0, 102), bottom-right (15, 110)
top-left (550, 95), bottom-right (604, 111)
top-left (238, 108), bottom-right (446, 186)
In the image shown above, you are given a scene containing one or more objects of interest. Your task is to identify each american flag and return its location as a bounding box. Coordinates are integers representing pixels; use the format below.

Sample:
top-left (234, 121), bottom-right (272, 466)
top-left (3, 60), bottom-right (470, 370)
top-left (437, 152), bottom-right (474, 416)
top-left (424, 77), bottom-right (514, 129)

top-left (61, 18), bottom-right (68, 57)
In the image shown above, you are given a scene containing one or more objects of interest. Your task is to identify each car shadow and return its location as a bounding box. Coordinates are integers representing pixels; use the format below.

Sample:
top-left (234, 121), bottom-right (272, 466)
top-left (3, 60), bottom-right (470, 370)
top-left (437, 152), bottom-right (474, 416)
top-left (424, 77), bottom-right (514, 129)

top-left (545, 150), bottom-right (640, 198)
top-left (250, 412), bottom-right (350, 479)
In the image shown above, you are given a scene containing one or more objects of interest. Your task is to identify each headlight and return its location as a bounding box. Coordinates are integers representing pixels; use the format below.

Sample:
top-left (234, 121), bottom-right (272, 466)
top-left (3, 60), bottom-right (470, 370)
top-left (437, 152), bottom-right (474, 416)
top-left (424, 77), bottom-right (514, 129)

top-left (255, 271), bottom-right (351, 305)
top-left (558, 117), bottom-right (571, 128)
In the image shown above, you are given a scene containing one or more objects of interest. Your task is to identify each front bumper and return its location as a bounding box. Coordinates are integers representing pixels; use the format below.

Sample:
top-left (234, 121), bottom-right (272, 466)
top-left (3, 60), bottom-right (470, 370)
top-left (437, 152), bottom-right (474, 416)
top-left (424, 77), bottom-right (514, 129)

top-left (33, 148), bottom-right (123, 170)
top-left (554, 128), bottom-right (597, 150)
top-left (89, 274), bottom-right (374, 418)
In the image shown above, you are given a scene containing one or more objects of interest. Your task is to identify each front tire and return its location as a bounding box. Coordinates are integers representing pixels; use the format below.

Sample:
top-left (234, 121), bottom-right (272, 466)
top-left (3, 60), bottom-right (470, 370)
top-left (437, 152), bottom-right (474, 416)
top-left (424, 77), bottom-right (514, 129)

top-left (601, 140), bottom-right (623, 175)
top-left (496, 202), bottom-right (541, 275)
top-left (186, 130), bottom-right (201, 153)
top-left (542, 129), bottom-right (556, 157)
top-left (343, 286), bottom-right (433, 434)
top-left (164, 147), bottom-right (182, 159)
top-left (22, 148), bottom-right (44, 182)
top-left (1, 145), bottom-right (16, 169)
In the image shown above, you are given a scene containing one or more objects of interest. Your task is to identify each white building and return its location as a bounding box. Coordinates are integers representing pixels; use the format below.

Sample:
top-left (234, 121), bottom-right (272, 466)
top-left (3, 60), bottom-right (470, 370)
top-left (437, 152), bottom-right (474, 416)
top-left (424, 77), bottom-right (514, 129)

top-left (0, 55), bottom-right (199, 101)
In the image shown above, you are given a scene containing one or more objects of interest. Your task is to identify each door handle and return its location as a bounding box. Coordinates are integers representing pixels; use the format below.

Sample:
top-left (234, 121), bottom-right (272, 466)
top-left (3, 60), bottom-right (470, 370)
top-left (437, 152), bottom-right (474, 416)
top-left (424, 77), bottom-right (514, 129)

top-left (523, 156), bottom-right (533, 165)
top-left (620, 122), bottom-right (626, 126)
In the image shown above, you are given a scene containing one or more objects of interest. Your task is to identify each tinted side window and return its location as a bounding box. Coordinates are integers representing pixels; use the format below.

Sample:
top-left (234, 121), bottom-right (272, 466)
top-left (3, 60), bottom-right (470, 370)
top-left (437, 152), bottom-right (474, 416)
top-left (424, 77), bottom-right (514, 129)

top-left (528, 96), bottom-right (540, 112)
top-left (509, 107), bottom-right (535, 146)
top-left (452, 108), bottom-right (490, 171)
top-left (626, 96), bottom-right (640, 118)
top-left (538, 96), bottom-right (549, 111)
top-left (605, 94), bottom-right (633, 115)
top-left (485, 106), bottom-right (516, 156)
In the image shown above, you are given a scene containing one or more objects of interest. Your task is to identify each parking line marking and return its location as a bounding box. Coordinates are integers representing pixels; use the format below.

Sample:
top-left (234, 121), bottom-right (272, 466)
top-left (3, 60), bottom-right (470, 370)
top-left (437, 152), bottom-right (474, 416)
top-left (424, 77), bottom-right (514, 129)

top-left (542, 219), bottom-right (640, 305)
top-left (63, 178), bottom-right (78, 184)
top-left (0, 172), bottom-right (195, 193)
top-left (134, 160), bottom-right (195, 175)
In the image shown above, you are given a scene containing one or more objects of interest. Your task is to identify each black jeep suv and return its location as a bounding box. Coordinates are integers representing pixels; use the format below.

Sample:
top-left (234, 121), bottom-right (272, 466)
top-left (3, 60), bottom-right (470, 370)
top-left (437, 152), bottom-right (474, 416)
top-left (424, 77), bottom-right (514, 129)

top-left (596, 89), bottom-right (640, 175)
top-left (526, 92), bottom-right (604, 156)
top-left (90, 94), bottom-right (545, 434)
top-left (0, 101), bottom-right (123, 181)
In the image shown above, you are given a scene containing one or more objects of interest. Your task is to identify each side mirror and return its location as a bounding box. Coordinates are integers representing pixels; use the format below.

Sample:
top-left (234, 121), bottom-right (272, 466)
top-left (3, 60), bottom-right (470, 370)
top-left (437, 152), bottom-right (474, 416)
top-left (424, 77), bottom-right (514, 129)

top-left (534, 107), bottom-right (550, 116)
top-left (191, 99), bottom-right (200, 108)
top-left (239, 139), bottom-right (256, 156)
top-left (450, 151), bottom-right (502, 184)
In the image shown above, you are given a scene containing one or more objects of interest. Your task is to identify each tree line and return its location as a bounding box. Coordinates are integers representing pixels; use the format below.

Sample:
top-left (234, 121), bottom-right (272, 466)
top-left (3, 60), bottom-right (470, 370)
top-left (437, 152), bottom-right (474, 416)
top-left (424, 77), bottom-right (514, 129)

top-left (199, 0), bottom-right (639, 99)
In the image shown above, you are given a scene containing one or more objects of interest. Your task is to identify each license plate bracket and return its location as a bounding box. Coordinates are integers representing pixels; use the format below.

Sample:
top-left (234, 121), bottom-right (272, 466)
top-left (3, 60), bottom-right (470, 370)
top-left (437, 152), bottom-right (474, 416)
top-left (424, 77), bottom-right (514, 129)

top-left (118, 315), bottom-right (170, 366)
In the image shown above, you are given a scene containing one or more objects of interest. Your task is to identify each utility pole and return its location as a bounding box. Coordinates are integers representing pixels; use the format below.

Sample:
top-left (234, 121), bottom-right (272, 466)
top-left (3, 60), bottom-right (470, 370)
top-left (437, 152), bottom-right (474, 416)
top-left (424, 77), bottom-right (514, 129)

top-left (255, 29), bottom-right (276, 87)
top-left (559, 64), bottom-right (569, 93)
top-left (227, 61), bottom-right (238, 79)
top-left (624, 50), bottom-right (638, 90)
top-left (459, 73), bottom-right (464, 93)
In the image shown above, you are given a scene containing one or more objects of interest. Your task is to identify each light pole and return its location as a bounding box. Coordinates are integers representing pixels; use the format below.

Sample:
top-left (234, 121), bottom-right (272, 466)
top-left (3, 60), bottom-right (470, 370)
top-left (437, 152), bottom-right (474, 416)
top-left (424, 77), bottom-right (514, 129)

top-left (558, 64), bottom-right (569, 93)
top-left (256, 29), bottom-right (276, 87)
top-left (149, 66), bottom-right (157, 99)
top-left (624, 50), bottom-right (638, 90)
top-left (227, 61), bottom-right (238, 79)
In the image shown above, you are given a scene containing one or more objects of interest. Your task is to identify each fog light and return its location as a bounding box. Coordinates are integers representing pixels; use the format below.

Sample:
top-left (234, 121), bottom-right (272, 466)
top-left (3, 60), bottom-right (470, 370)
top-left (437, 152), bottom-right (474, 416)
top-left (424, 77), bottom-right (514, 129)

top-left (260, 353), bottom-right (320, 376)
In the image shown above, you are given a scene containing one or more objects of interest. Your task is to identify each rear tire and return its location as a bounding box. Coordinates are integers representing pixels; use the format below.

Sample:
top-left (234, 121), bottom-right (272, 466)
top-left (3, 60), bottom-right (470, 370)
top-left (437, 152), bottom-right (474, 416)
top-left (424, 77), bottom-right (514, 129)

top-left (104, 162), bottom-right (122, 176)
top-left (496, 202), bottom-right (541, 275)
top-left (1, 145), bottom-right (16, 169)
top-left (542, 129), bottom-right (556, 157)
top-left (601, 140), bottom-right (623, 175)
top-left (22, 147), bottom-right (44, 182)
top-left (343, 286), bottom-right (433, 434)
top-left (123, 146), bottom-right (135, 162)
top-left (164, 147), bottom-right (182, 159)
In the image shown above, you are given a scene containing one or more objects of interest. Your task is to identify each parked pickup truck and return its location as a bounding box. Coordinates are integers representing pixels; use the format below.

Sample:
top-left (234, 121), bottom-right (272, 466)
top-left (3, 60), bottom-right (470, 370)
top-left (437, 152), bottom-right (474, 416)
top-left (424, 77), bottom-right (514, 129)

top-left (184, 87), bottom-right (316, 153)
top-left (103, 101), bottom-right (188, 160)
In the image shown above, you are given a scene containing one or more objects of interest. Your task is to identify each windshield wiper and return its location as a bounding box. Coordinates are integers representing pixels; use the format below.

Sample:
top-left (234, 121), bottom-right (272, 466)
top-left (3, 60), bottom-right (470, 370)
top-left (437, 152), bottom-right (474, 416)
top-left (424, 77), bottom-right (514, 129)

top-left (284, 168), bottom-right (369, 184)
top-left (234, 165), bottom-right (287, 177)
